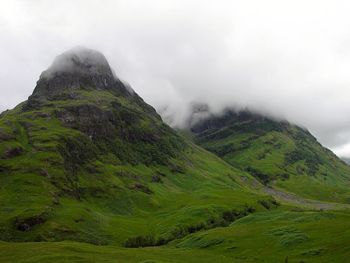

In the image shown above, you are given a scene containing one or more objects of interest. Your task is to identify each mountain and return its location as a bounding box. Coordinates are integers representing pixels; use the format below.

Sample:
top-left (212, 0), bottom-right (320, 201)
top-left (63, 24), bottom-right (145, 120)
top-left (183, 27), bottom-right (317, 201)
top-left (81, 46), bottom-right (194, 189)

top-left (342, 157), bottom-right (350, 165)
top-left (0, 47), bottom-right (266, 246)
top-left (190, 108), bottom-right (350, 203)
top-left (2, 48), bottom-right (350, 263)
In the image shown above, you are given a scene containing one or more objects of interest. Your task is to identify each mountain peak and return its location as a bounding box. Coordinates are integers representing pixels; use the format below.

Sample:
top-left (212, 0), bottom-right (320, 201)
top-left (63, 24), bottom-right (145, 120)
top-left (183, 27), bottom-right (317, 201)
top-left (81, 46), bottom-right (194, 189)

top-left (27, 47), bottom-right (134, 107)
top-left (41, 47), bottom-right (115, 79)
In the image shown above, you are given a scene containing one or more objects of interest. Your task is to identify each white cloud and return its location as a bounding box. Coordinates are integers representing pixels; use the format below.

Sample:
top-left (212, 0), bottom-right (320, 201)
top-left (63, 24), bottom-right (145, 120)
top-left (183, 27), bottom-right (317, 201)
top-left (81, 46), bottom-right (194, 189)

top-left (1, 0), bottom-right (350, 156)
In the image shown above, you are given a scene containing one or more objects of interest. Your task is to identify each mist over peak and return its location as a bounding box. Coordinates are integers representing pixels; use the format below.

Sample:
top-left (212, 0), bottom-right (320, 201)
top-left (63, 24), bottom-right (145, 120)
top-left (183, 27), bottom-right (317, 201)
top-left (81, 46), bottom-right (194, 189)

top-left (40, 47), bottom-right (116, 80)
top-left (159, 101), bottom-right (289, 132)
top-left (26, 47), bottom-right (137, 107)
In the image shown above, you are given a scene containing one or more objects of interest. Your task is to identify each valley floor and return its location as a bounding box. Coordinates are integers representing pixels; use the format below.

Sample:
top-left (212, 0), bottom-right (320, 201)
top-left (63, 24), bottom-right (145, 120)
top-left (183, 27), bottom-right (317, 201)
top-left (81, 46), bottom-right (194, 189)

top-left (2, 208), bottom-right (350, 263)
top-left (264, 187), bottom-right (350, 210)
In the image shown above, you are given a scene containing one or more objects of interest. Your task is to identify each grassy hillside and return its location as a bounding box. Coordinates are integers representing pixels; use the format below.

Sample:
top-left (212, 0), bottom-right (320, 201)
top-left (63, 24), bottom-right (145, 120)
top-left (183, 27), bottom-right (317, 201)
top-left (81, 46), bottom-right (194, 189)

top-left (0, 79), bottom-right (268, 246)
top-left (191, 110), bottom-right (350, 204)
top-left (1, 209), bottom-right (350, 262)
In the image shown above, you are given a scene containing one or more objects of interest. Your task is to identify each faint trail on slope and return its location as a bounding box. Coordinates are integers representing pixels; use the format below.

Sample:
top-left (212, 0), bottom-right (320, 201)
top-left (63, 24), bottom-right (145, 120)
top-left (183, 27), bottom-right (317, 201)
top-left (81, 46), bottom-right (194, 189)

top-left (264, 187), bottom-right (350, 210)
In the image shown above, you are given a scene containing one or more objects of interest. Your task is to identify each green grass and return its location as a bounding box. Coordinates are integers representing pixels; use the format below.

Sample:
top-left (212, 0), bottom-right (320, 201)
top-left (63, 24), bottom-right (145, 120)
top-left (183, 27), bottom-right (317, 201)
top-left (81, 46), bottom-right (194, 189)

top-left (1, 209), bottom-right (350, 262)
top-left (172, 209), bottom-right (350, 262)
top-left (0, 241), bottom-right (236, 263)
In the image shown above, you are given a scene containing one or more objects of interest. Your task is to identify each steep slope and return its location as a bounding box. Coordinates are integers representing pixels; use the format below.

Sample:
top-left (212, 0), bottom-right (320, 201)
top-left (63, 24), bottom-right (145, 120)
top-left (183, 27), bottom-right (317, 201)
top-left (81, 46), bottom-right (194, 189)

top-left (0, 48), bottom-right (267, 245)
top-left (190, 108), bottom-right (350, 203)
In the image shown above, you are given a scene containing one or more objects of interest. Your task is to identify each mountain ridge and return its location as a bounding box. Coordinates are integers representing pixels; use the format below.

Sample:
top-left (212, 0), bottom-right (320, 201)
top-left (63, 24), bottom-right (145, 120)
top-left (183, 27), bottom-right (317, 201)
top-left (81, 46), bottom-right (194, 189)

top-left (188, 107), bottom-right (350, 203)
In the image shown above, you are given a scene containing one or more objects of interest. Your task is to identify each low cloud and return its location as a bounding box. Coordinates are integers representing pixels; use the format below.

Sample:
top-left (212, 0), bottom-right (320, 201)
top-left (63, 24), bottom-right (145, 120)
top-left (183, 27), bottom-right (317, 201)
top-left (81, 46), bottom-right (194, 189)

top-left (41, 46), bottom-right (114, 79)
top-left (1, 0), bottom-right (350, 156)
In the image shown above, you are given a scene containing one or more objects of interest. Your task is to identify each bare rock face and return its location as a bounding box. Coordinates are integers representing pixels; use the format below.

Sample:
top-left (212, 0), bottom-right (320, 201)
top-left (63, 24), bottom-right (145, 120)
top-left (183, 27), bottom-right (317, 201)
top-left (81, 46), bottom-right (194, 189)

top-left (26, 47), bottom-right (132, 108)
top-left (55, 104), bottom-right (118, 139)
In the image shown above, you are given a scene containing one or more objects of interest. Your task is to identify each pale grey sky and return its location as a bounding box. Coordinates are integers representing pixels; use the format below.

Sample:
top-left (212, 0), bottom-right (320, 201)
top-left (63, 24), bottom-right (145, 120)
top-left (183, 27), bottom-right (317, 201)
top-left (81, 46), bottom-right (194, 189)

top-left (1, 0), bottom-right (350, 156)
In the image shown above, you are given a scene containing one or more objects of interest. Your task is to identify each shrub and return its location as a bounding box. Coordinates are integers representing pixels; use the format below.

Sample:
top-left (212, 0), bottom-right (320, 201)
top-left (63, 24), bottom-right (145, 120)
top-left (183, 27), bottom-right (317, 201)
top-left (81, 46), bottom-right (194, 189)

top-left (258, 199), bottom-right (279, 210)
top-left (245, 166), bottom-right (271, 185)
top-left (124, 235), bottom-right (156, 248)
top-left (123, 206), bottom-right (256, 248)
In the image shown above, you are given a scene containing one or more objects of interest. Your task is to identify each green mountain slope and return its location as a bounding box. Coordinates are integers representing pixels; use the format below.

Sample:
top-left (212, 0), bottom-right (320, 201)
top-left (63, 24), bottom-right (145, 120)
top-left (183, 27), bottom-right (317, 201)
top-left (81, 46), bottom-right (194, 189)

top-left (190, 109), bottom-right (350, 203)
top-left (0, 48), bottom-right (267, 246)
top-left (2, 48), bottom-right (350, 263)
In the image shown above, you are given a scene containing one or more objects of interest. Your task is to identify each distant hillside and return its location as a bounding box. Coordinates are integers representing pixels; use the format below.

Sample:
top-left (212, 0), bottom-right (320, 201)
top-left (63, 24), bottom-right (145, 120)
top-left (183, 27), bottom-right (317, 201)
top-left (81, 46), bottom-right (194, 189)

top-left (190, 109), bottom-right (350, 203)
top-left (342, 157), bottom-right (350, 165)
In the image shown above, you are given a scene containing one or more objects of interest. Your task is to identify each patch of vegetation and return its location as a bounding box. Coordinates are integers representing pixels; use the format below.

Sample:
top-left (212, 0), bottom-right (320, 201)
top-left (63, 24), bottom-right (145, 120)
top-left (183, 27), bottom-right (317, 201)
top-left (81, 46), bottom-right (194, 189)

top-left (124, 205), bottom-right (256, 248)
top-left (257, 199), bottom-right (279, 210)
top-left (268, 226), bottom-right (309, 246)
top-left (245, 166), bottom-right (271, 185)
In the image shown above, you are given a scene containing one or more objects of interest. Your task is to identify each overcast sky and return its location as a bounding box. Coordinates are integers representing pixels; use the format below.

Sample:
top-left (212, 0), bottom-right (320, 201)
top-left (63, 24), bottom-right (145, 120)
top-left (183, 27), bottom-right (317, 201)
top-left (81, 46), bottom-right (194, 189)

top-left (1, 0), bottom-right (350, 156)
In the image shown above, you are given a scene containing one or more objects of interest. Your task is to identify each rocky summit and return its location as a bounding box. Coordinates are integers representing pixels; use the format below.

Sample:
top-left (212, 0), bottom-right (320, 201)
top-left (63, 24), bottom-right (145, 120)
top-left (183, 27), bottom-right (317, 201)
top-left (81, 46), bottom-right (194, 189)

top-left (27, 47), bottom-right (131, 108)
